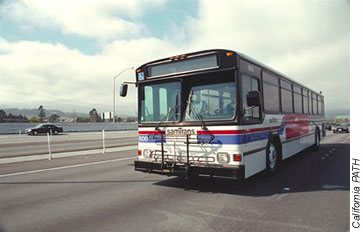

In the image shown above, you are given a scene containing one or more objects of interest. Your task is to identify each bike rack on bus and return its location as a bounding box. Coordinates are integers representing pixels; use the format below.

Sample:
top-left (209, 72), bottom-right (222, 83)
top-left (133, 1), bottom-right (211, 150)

top-left (152, 133), bottom-right (215, 179)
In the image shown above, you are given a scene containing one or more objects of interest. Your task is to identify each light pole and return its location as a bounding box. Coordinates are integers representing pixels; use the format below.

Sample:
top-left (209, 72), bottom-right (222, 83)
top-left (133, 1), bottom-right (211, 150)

top-left (113, 67), bottom-right (134, 123)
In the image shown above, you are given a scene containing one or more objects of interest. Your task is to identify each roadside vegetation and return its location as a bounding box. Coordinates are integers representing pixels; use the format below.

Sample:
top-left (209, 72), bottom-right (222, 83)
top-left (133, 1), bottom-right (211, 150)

top-left (1, 106), bottom-right (137, 123)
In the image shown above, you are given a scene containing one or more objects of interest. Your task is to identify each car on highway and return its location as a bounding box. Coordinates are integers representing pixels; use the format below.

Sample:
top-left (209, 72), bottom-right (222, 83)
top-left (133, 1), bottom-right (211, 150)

top-left (332, 122), bottom-right (350, 133)
top-left (25, 123), bottom-right (63, 135)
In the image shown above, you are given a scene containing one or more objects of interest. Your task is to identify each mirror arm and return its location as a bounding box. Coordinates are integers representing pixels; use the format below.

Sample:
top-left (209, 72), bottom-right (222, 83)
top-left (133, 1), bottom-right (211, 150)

top-left (123, 81), bottom-right (136, 86)
top-left (241, 107), bottom-right (246, 116)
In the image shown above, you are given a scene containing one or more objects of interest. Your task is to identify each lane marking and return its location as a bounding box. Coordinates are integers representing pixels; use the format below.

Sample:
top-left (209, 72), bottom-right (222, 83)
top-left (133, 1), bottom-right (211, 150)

top-left (342, 135), bottom-right (350, 144)
top-left (322, 184), bottom-right (345, 190)
top-left (0, 157), bottom-right (135, 178)
top-left (195, 210), bottom-right (323, 231)
top-left (0, 145), bottom-right (137, 164)
top-left (276, 193), bottom-right (288, 200)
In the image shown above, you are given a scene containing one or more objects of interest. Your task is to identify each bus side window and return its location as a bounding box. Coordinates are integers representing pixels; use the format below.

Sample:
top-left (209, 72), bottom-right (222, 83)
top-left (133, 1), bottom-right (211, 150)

top-left (242, 74), bottom-right (260, 121)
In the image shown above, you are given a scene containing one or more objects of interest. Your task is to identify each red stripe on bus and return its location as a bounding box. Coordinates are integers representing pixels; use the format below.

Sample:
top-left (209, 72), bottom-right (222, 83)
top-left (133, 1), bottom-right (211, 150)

top-left (138, 131), bottom-right (165, 135)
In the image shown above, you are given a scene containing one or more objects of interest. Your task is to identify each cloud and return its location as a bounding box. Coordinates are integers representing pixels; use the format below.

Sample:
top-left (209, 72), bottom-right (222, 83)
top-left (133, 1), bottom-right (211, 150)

top-left (0, 38), bottom-right (134, 113)
top-left (181, 0), bottom-right (349, 112)
top-left (183, 0), bottom-right (349, 56)
top-left (2, 0), bottom-right (166, 40)
top-left (0, 35), bottom-right (181, 115)
top-left (0, 0), bottom-right (350, 116)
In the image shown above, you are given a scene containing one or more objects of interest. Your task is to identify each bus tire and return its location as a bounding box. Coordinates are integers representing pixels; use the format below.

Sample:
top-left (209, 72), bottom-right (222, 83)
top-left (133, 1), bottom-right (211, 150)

top-left (313, 128), bottom-right (320, 151)
top-left (266, 139), bottom-right (280, 175)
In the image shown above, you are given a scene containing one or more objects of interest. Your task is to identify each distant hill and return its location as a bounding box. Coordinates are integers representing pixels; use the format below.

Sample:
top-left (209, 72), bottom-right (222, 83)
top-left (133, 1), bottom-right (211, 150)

top-left (3, 107), bottom-right (348, 120)
top-left (3, 108), bottom-right (89, 119)
top-left (3, 108), bottom-right (136, 119)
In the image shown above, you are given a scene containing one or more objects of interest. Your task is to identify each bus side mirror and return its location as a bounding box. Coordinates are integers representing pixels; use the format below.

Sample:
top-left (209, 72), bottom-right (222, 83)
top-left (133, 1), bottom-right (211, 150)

top-left (120, 84), bottom-right (128, 97)
top-left (247, 91), bottom-right (261, 107)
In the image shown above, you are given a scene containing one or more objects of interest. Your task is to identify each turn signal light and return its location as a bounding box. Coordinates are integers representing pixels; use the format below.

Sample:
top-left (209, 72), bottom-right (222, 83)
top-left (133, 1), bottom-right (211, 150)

top-left (226, 52), bottom-right (234, 57)
top-left (138, 150), bottom-right (142, 156)
top-left (233, 154), bottom-right (242, 162)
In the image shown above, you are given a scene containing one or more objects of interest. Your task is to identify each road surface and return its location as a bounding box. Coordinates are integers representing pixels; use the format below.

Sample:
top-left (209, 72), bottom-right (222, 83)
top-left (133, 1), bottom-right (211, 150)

top-left (0, 131), bottom-right (138, 158)
top-left (0, 131), bottom-right (349, 232)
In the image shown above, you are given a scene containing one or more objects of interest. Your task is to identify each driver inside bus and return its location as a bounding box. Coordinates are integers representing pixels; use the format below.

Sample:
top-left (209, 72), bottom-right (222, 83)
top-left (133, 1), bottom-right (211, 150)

top-left (223, 91), bottom-right (235, 116)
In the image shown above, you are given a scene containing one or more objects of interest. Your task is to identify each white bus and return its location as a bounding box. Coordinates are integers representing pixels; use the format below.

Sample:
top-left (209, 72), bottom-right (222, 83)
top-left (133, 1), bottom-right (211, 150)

top-left (121, 49), bottom-right (325, 180)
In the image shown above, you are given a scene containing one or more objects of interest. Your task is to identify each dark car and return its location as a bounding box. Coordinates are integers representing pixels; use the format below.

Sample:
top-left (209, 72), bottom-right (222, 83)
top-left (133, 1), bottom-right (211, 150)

top-left (25, 123), bottom-right (63, 135)
top-left (332, 122), bottom-right (350, 133)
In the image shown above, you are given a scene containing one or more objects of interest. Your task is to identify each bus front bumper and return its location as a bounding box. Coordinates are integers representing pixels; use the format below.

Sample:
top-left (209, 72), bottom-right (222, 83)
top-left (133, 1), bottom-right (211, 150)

top-left (134, 160), bottom-right (245, 180)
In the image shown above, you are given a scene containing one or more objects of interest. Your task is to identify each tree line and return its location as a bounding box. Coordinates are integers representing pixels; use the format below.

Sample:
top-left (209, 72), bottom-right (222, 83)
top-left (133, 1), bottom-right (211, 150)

top-left (1, 106), bottom-right (137, 123)
top-left (0, 109), bottom-right (29, 123)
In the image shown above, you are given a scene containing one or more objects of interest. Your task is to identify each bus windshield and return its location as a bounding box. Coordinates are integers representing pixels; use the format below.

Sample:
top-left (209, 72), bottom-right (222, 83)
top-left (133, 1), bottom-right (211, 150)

top-left (184, 81), bottom-right (236, 121)
top-left (140, 81), bottom-right (181, 122)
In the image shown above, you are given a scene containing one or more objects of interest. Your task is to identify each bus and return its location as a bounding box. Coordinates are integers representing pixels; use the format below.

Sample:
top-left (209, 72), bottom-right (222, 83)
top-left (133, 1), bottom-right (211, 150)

top-left (120, 49), bottom-right (325, 180)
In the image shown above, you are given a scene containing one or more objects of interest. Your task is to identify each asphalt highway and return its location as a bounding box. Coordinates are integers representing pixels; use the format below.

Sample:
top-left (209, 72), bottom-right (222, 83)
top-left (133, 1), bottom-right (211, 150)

top-left (0, 131), bottom-right (138, 158)
top-left (0, 131), bottom-right (350, 232)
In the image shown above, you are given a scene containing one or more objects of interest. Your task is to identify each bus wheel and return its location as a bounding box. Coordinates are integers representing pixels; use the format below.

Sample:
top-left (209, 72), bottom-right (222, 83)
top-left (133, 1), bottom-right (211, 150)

top-left (266, 140), bottom-right (279, 175)
top-left (313, 129), bottom-right (320, 151)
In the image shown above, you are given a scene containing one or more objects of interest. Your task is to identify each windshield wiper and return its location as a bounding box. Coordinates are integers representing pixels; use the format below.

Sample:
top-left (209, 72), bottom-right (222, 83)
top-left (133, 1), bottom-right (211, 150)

top-left (155, 94), bottom-right (179, 131)
top-left (187, 90), bottom-right (207, 130)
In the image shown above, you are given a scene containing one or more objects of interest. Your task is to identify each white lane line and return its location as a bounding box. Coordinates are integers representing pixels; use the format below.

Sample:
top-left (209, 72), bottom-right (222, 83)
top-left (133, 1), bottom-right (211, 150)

top-left (276, 193), bottom-right (288, 200)
top-left (194, 210), bottom-right (322, 231)
top-left (0, 145), bottom-right (138, 164)
top-left (341, 135), bottom-right (350, 144)
top-left (0, 157), bottom-right (135, 178)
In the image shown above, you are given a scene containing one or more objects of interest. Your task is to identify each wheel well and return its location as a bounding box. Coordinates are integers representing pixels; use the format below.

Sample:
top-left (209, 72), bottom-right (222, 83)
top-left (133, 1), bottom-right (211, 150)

top-left (316, 127), bottom-right (320, 139)
top-left (268, 133), bottom-right (282, 160)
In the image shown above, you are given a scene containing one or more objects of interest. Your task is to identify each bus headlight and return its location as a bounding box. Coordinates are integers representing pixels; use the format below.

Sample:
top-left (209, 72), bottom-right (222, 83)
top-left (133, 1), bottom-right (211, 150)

top-left (143, 149), bottom-right (152, 158)
top-left (217, 152), bottom-right (230, 163)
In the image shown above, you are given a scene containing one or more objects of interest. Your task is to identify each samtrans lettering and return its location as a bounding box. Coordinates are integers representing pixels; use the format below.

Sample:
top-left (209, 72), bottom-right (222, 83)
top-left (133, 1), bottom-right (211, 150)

top-left (166, 128), bottom-right (196, 136)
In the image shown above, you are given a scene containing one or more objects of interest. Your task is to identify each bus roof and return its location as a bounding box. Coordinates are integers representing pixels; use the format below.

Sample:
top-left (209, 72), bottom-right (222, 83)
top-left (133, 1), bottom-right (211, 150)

top-left (138, 48), bottom-right (323, 97)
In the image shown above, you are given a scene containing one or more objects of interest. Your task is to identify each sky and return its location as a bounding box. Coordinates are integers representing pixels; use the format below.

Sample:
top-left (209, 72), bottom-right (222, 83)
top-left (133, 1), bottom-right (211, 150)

top-left (0, 0), bottom-right (350, 117)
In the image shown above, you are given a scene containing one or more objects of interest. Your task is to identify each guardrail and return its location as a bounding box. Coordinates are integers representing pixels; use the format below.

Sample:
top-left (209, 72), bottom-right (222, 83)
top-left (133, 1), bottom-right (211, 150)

top-left (0, 130), bottom-right (138, 164)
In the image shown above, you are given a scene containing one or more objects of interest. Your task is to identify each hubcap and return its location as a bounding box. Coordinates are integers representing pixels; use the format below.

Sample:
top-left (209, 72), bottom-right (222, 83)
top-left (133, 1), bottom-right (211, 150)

top-left (269, 144), bottom-right (277, 169)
